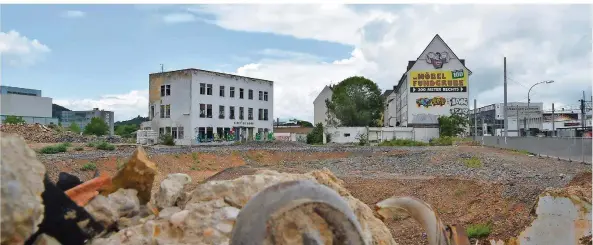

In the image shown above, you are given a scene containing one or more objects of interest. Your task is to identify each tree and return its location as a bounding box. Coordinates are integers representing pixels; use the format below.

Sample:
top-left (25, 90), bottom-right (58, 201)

top-left (69, 123), bottom-right (82, 133)
top-left (325, 76), bottom-right (384, 127)
top-left (2, 116), bottom-right (25, 124)
top-left (115, 124), bottom-right (138, 138)
top-left (438, 112), bottom-right (469, 137)
top-left (84, 117), bottom-right (109, 136)
top-left (297, 120), bottom-right (313, 127)
top-left (306, 123), bottom-right (325, 144)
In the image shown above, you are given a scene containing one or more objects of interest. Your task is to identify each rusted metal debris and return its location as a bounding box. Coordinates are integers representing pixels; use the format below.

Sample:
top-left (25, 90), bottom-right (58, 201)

top-left (230, 180), bottom-right (366, 245)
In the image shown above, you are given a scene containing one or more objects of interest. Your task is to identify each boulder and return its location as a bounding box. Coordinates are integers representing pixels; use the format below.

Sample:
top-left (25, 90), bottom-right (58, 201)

top-left (101, 146), bottom-right (157, 204)
top-left (84, 189), bottom-right (141, 228)
top-left (154, 173), bottom-right (192, 209)
top-left (1, 134), bottom-right (46, 245)
top-left (90, 169), bottom-right (397, 245)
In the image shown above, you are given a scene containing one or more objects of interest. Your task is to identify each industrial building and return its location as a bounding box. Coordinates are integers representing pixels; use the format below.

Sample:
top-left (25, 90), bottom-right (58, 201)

top-left (61, 108), bottom-right (115, 136)
top-left (146, 68), bottom-right (274, 145)
top-left (0, 85), bottom-right (58, 125)
top-left (469, 102), bottom-right (543, 136)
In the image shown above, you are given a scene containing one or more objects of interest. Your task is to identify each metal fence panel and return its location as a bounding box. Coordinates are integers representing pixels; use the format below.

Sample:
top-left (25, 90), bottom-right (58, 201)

top-left (478, 136), bottom-right (592, 164)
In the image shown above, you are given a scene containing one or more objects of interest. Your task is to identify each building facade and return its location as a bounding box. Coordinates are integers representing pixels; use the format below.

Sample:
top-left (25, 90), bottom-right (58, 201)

top-left (469, 102), bottom-right (543, 136)
top-left (313, 85), bottom-right (333, 126)
top-left (383, 89), bottom-right (398, 127)
top-left (0, 85), bottom-right (58, 125)
top-left (148, 68), bottom-right (274, 145)
top-left (394, 34), bottom-right (472, 128)
top-left (61, 108), bottom-right (115, 135)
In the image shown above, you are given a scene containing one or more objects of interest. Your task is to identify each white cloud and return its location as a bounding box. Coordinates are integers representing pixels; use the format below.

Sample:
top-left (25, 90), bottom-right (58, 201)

top-left (62, 10), bottom-right (86, 18)
top-left (162, 13), bottom-right (196, 23)
top-left (187, 4), bottom-right (591, 122)
top-left (54, 90), bottom-right (148, 122)
top-left (0, 30), bottom-right (51, 67)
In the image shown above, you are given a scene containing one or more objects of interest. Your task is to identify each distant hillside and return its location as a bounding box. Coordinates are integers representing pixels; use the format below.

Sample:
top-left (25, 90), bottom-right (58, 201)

top-left (115, 116), bottom-right (149, 127)
top-left (52, 104), bottom-right (71, 120)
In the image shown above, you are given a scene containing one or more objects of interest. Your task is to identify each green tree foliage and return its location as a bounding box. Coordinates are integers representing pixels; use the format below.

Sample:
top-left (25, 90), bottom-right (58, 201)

top-left (325, 76), bottom-right (384, 127)
top-left (306, 123), bottom-right (325, 144)
top-left (160, 133), bottom-right (175, 146)
top-left (84, 117), bottom-right (109, 136)
top-left (438, 112), bottom-right (469, 137)
top-left (2, 116), bottom-right (26, 124)
top-left (69, 123), bottom-right (82, 133)
top-left (115, 124), bottom-right (138, 138)
top-left (296, 120), bottom-right (313, 127)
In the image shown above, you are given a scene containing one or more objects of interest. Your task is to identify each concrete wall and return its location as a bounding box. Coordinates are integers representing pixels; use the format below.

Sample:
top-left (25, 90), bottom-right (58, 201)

top-left (326, 127), bottom-right (436, 143)
top-left (0, 94), bottom-right (53, 118)
top-left (479, 136), bottom-right (592, 163)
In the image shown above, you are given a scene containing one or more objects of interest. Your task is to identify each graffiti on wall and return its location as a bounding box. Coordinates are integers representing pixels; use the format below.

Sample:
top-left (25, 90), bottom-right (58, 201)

top-left (426, 52), bottom-right (450, 69)
top-left (416, 96), bottom-right (446, 108)
top-left (411, 113), bottom-right (439, 124)
top-left (449, 97), bottom-right (468, 106)
top-left (450, 108), bottom-right (469, 115)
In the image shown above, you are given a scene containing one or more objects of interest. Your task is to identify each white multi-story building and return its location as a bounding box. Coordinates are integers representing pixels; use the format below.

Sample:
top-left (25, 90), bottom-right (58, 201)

top-left (147, 68), bottom-right (274, 145)
top-left (0, 85), bottom-right (58, 125)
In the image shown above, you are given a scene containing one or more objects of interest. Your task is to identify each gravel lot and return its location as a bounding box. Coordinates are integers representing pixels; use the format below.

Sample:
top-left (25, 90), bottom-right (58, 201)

top-left (37, 142), bottom-right (591, 244)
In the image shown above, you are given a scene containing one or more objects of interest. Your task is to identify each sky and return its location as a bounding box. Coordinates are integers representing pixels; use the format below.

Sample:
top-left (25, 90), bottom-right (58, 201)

top-left (1, 4), bottom-right (592, 122)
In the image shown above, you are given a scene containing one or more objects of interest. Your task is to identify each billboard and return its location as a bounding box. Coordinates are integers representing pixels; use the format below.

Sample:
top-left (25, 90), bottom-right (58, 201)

top-left (409, 70), bottom-right (467, 93)
top-left (543, 113), bottom-right (579, 122)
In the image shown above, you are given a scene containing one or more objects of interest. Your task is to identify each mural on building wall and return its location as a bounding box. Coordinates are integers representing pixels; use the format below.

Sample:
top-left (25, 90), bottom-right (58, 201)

top-left (426, 52), bottom-right (450, 69)
top-left (411, 113), bottom-right (439, 124)
top-left (416, 96), bottom-right (446, 108)
top-left (409, 70), bottom-right (467, 93)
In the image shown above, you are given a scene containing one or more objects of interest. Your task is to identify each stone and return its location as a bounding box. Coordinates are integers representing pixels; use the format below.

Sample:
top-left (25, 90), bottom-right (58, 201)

top-left (84, 195), bottom-right (118, 228)
top-left (108, 189), bottom-right (141, 218)
top-left (155, 173), bottom-right (192, 209)
top-left (101, 146), bottom-right (157, 204)
top-left (158, 207), bottom-right (182, 219)
top-left (1, 134), bottom-right (46, 245)
top-left (31, 233), bottom-right (61, 245)
top-left (169, 210), bottom-right (190, 228)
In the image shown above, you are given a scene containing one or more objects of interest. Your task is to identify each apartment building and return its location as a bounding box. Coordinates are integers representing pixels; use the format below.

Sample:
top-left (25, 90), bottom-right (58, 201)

top-left (0, 85), bottom-right (58, 125)
top-left (61, 108), bottom-right (115, 135)
top-left (148, 68), bottom-right (274, 145)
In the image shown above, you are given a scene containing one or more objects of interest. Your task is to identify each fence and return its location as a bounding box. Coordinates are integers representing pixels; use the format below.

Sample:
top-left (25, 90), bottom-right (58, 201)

top-left (477, 136), bottom-right (592, 164)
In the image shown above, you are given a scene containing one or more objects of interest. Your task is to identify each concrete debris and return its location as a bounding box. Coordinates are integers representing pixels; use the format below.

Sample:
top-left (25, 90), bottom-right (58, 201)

top-left (154, 173), bottom-right (192, 209)
top-left (101, 146), bottom-right (157, 204)
top-left (0, 123), bottom-right (125, 144)
top-left (89, 169), bottom-right (397, 245)
top-left (84, 189), bottom-right (141, 229)
top-left (1, 134), bottom-right (46, 245)
top-left (84, 195), bottom-right (118, 228)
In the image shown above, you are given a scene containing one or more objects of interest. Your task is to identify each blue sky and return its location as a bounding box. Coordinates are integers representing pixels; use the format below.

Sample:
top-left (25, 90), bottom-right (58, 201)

top-left (2, 4), bottom-right (591, 121)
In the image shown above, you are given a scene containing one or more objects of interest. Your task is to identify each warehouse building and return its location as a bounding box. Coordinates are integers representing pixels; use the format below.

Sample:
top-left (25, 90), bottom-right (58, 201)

top-left (0, 85), bottom-right (58, 125)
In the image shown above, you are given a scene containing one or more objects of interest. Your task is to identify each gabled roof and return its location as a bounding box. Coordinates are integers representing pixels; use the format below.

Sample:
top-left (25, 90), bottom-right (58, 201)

top-left (313, 85), bottom-right (333, 105)
top-left (414, 34), bottom-right (472, 75)
top-left (382, 89), bottom-right (393, 98)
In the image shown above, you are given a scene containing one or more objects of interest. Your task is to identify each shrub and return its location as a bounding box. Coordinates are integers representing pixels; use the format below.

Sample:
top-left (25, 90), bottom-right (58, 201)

top-left (379, 139), bottom-right (427, 146)
top-left (160, 133), bottom-right (175, 146)
top-left (86, 142), bottom-right (97, 147)
top-left (74, 146), bottom-right (84, 151)
top-left (69, 123), bottom-right (82, 134)
top-left (83, 117), bottom-right (109, 136)
top-left (356, 132), bottom-right (368, 146)
top-left (62, 142), bottom-right (72, 147)
top-left (429, 136), bottom-right (454, 146)
top-left (306, 123), bottom-right (324, 144)
top-left (464, 157), bottom-right (482, 168)
top-left (466, 223), bottom-right (492, 238)
top-left (40, 144), bottom-right (68, 154)
top-left (81, 162), bottom-right (97, 171)
top-left (3, 116), bottom-right (25, 124)
top-left (95, 141), bottom-right (116, 151)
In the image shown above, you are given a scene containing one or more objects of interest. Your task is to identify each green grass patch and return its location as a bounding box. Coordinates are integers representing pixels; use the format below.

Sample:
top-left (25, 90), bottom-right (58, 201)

top-left (465, 223), bottom-right (492, 239)
top-left (95, 141), bottom-right (116, 151)
top-left (429, 136), bottom-right (454, 146)
top-left (464, 157), bottom-right (482, 168)
top-left (62, 142), bottom-right (72, 147)
top-left (512, 149), bottom-right (531, 155)
top-left (81, 162), bottom-right (97, 171)
top-left (379, 139), bottom-right (428, 146)
top-left (74, 146), bottom-right (84, 151)
top-left (86, 142), bottom-right (98, 147)
top-left (39, 143), bottom-right (69, 154)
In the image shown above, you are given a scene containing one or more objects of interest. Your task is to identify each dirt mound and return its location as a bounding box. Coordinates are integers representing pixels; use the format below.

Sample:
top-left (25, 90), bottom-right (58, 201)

top-left (568, 171), bottom-right (592, 188)
top-left (0, 123), bottom-right (124, 144)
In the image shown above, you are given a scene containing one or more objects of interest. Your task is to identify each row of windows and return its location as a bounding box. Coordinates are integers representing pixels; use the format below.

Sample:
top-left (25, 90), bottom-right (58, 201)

top-left (199, 104), bottom-right (269, 120)
top-left (159, 126), bottom-right (184, 139)
top-left (160, 83), bottom-right (269, 101)
top-left (196, 127), bottom-right (270, 139)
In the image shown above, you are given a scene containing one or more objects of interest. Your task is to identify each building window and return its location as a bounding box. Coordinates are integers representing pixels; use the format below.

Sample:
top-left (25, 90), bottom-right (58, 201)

top-left (198, 127), bottom-right (206, 140)
top-left (248, 108), bottom-right (253, 120)
top-left (264, 92), bottom-right (268, 101)
top-left (219, 86), bottom-right (225, 97)
top-left (219, 105), bottom-right (225, 119)
top-left (248, 89), bottom-right (253, 100)
top-left (150, 105), bottom-right (154, 120)
top-left (230, 87), bottom-right (235, 98)
top-left (200, 83), bottom-right (206, 95)
top-left (165, 127), bottom-right (171, 135)
top-left (239, 88), bottom-right (244, 99)
top-left (160, 84), bottom-right (171, 97)
top-left (207, 104), bottom-right (212, 118)
top-left (171, 127), bottom-right (184, 139)
top-left (165, 105), bottom-right (170, 118)
top-left (258, 91), bottom-right (263, 100)
top-left (229, 106), bottom-right (235, 119)
top-left (258, 108), bottom-right (263, 120)
top-left (206, 84), bottom-right (213, 95)
top-left (239, 107), bottom-right (244, 120)
top-left (160, 105), bottom-right (167, 118)
top-left (200, 104), bottom-right (205, 118)
top-left (264, 109), bottom-right (269, 121)
top-left (206, 127), bottom-right (213, 139)
top-left (159, 127), bottom-right (164, 136)
top-left (216, 127), bottom-right (224, 139)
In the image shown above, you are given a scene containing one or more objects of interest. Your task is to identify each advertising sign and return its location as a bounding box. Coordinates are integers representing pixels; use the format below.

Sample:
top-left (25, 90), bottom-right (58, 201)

top-left (543, 113), bottom-right (579, 122)
top-left (409, 70), bottom-right (467, 93)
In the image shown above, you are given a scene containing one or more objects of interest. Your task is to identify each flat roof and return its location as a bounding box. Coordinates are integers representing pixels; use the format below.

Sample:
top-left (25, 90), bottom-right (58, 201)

top-left (149, 68), bottom-right (274, 84)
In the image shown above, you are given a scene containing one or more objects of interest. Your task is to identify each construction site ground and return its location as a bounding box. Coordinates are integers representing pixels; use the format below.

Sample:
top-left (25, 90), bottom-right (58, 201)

top-left (34, 141), bottom-right (592, 245)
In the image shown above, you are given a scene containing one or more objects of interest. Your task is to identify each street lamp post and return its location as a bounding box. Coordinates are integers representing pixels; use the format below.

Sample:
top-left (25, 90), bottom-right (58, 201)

top-left (525, 80), bottom-right (554, 136)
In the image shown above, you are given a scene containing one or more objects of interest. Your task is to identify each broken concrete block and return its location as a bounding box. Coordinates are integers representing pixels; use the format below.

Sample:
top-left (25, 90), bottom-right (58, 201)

top-left (101, 146), bottom-right (157, 204)
top-left (1, 134), bottom-right (46, 245)
top-left (155, 173), bottom-right (192, 209)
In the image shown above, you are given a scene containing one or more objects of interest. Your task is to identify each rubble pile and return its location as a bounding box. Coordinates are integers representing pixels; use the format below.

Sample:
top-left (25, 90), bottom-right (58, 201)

top-left (0, 123), bottom-right (125, 144)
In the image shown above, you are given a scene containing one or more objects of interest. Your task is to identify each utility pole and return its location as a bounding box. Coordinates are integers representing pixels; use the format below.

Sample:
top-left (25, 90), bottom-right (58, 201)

top-left (474, 99), bottom-right (477, 139)
top-left (552, 103), bottom-right (555, 137)
top-left (160, 64), bottom-right (164, 73)
top-left (580, 91), bottom-right (586, 135)
top-left (503, 57), bottom-right (508, 137)
top-left (516, 105), bottom-right (520, 136)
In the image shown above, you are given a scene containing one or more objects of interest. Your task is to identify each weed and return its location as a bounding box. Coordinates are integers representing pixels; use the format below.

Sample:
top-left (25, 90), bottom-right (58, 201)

top-left (191, 152), bottom-right (200, 163)
top-left (464, 157), bottom-right (482, 168)
top-left (86, 142), bottom-right (97, 147)
top-left (174, 153), bottom-right (180, 158)
top-left (74, 146), bottom-right (84, 151)
top-left (95, 141), bottom-right (116, 151)
top-left (454, 189), bottom-right (467, 197)
top-left (190, 164), bottom-right (199, 171)
top-left (160, 134), bottom-right (175, 146)
top-left (379, 139), bottom-right (427, 146)
top-left (465, 223), bottom-right (492, 239)
top-left (81, 162), bottom-right (97, 171)
top-left (62, 142), bottom-right (72, 147)
top-left (39, 144), bottom-right (68, 154)
top-left (429, 137), bottom-right (454, 146)
top-left (512, 149), bottom-right (531, 155)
